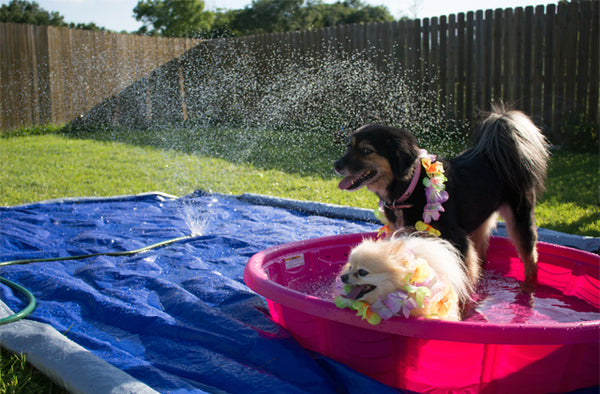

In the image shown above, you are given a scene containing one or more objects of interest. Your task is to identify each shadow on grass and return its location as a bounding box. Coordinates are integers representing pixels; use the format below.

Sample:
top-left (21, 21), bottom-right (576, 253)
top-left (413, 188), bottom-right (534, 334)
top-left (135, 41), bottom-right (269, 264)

top-left (60, 122), bottom-right (346, 180)
top-left (556, 210), bottom-right (600, 237)
top-left (543, 150), bottom-right (599, 206)
top-left (4, 123), bottom-right (598, 236)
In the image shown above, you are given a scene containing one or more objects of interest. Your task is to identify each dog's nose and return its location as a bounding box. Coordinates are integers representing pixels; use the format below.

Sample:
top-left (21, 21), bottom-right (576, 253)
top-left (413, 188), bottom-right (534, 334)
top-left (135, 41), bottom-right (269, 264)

top-left (340, 274), bottom-right (349, 283)
top-left (334, 160), bottom-right (343, 173)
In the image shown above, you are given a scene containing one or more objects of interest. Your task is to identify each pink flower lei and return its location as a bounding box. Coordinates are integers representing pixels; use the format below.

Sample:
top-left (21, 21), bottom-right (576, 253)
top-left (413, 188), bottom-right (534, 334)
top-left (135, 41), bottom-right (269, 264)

top-left (376, 149), bottom-right (448, 238)
top-left (334, 256), bottom-right (455, 324)
top-left (416, 149), bottom-right (448, 237)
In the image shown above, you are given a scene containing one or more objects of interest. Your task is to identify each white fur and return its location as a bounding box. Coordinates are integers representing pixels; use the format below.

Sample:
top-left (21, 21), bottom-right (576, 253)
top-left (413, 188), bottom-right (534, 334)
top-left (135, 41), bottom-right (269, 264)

top-left (340, 233), bottom-right (472, 320)
top-left (395, 234), bottom-right (471, 303)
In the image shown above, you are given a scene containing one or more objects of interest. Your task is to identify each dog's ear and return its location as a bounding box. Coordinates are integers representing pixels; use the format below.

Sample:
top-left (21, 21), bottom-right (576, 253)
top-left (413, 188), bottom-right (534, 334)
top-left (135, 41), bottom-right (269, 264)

top-left (387, 239), bottom-right (407, 257)
top-left (388, 130), bottom-right (420, 180)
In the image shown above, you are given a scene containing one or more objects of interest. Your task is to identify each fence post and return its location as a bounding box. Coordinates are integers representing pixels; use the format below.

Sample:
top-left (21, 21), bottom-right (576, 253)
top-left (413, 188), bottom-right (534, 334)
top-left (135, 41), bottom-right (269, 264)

top-left (429, 17), bottom-right (439, 109)
top-left (575, 1), bottom-right (591, 116)
top-left (465, 12), bottom-right (474, 123)
top-left (446, 14), bottom-right (456, 118)
top-left (439, 16), bottom-right (447, 111)
top-left (456, 13), bottom-right (465, 124)
top-left (492, 9), bottom-right (502, 104)
top-left (589, 1), bottom-right (599, 125)
top-left (531, 5), bottom-right (545, 126)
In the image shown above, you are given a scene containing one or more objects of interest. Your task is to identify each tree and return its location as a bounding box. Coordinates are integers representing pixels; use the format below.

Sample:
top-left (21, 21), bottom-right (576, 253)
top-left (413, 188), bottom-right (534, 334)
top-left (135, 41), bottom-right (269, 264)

top-left (231, 0), bottom-right (303, 35)
top-left (133, 0), bottom-right (215, 38)
top-left (0, 0), bottom-right (106, 31)
top-left (0, 0), bottom-right (65, 25)
top-left (209, 9), bottom-right (239, 38)
top-left (298, 0), bottom-right (394, 30)
top-left (220, 0), bottom-right (395, 37)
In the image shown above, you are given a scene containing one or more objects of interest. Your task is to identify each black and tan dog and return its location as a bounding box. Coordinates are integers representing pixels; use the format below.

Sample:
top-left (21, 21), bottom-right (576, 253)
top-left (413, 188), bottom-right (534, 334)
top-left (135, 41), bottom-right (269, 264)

top-left (334, 106), bottom-right (549, 291)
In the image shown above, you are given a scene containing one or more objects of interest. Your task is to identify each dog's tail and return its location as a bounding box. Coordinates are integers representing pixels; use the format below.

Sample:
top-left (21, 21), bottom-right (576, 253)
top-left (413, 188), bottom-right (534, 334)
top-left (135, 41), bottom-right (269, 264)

top-left (469, 104), bottom-right (550, 196)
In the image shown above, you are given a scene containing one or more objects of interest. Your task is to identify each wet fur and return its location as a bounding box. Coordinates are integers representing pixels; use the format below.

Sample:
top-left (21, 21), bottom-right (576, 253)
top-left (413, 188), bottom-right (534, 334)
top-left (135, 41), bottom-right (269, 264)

top-left (339, 235), bottom-right (470, 321)
top-left (334, 106), bottom-right (549, 291)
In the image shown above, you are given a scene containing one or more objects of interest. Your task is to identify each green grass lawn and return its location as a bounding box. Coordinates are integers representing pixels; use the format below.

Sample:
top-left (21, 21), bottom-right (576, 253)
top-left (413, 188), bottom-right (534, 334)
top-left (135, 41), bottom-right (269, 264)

top-left (0, 347), bottom-right (67, 393)
top-left (1, 125), bottom-right (598, 236)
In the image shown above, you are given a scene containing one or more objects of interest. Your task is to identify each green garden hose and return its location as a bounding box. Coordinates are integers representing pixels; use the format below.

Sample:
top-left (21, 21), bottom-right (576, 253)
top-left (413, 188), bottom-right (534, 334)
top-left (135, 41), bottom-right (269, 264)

top-left (0, 234), bottom-right (197, 325)
top-left (0, 276), bottom-right (37, 325)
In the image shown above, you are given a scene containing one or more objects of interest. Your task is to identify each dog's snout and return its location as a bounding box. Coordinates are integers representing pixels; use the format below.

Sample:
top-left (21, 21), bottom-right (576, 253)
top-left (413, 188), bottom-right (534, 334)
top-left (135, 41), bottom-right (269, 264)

top-left (334, 159), bottom-right (344, 173)
top-left (340, 273), bottom-right (349, 283)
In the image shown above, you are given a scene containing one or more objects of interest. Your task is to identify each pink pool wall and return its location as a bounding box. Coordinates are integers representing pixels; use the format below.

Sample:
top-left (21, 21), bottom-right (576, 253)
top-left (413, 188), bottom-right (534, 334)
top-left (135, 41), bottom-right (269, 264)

top-left (245, 234), bottom-right (600, 393)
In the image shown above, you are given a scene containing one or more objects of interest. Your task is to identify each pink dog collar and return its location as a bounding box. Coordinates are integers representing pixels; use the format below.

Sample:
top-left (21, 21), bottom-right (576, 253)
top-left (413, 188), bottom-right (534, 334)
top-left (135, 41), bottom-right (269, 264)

top-left (381, 154), bottom-right (423, 209)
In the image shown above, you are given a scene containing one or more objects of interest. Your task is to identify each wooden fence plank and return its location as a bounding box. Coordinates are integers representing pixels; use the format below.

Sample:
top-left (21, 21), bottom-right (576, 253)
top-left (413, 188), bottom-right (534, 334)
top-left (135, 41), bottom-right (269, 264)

top-left (52, 26), bottom-right (67, 123)
top-left (0, 24), bottom-right (7, 129)
top-left (428, 17), bottom-right (439, 105)
top-left (5, 23), bottom-right (18, 127)
top-left (483, 10), bottom-right (493, 111)
top-left (412, 19), bottom-right (421, 81)
top-left (522, 7), bottom-right (533, 114)
top-left (532, 5), bottom-right (545, 125)
top-left (543, 4), bottom-right (555, 132)
top-left (575, 1), bottom-right (591, 114)
top-left (502, 8), bottom-right (513, 104)
top-left (396, 19), bottom-right (407, 69)
top-left (508, 8), bottom-right (521, 112)
top-left (492, 9), bottom-right (502, 102)
top-left (564, 3), bottom-right (578, 115)
top-left (26, 24), bottom-right (41, 125)
top-left (552, 3), bottom-right (566, 138)
top-left (473, 10), bottom-right (484, 112)
top-left (421, 17), bottom-right (430, 85)
top-left (455, 13), bottom-right (465, 123)
top-left (464, 12), bottom-right (474, 122)
top-left (438, 15), bottom-right (447, 110)
top-left (589, 1), bottom-right (599, 124)
top-left (446, 14), bottom-right (456, 116)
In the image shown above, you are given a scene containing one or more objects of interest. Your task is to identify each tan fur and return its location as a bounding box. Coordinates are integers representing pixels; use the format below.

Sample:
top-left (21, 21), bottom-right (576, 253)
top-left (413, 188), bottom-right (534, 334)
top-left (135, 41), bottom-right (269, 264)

top-left (335, 138), bottom-right (395, 200)
top-left (365, 154), bottom-right (394, 199)
top-left (498, 205), bottom-right (538, 292)
top-left (339, 235), bottom-right (471, 321)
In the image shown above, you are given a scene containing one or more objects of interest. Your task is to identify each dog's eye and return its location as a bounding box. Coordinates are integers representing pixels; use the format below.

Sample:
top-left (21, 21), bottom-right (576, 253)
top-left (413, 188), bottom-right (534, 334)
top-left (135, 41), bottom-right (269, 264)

top-left (357, 269), bottom-right (369, 277)
top-left (361, 148), bottom-right (373, 156)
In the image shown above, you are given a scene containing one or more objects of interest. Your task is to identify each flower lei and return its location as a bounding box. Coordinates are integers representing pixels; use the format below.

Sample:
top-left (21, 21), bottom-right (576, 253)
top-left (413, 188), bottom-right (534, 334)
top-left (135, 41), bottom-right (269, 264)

top-left (377, 149), bottom-right (448, 237)
top-left (334, 256), bottom-right (455, 325)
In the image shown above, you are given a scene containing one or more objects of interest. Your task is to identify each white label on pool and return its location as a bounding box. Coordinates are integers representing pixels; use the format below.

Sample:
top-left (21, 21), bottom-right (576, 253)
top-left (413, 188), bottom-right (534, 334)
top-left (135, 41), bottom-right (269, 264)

top-left (285, 254), bottom-right (305, 270)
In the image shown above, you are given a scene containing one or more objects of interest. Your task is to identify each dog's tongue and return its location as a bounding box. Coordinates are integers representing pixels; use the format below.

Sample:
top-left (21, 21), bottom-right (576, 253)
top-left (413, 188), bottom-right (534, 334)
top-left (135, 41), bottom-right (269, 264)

top-left (344, 285), bottom-right (368, 300)
top-left (338, 175), bottom-right (356, 190)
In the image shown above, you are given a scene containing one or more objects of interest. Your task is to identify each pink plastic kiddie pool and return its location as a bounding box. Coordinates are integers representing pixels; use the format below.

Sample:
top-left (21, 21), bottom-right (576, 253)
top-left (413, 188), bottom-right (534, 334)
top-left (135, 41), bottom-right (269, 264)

top-left (244, 233), bottom-right (600, 393)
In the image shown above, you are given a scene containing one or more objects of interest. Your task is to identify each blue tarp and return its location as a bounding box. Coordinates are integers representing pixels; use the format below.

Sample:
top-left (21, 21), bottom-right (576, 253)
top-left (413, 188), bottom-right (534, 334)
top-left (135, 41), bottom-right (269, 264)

top-left (0, 191), bottom-right (411, 393)
top-left (0, 191), bottom-right (598, 393)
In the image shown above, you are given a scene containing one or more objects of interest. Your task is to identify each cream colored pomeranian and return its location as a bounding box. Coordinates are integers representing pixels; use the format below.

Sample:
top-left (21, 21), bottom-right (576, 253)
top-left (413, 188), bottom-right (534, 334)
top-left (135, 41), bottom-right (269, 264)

top-left (338, 234), bottom-right (472, 321)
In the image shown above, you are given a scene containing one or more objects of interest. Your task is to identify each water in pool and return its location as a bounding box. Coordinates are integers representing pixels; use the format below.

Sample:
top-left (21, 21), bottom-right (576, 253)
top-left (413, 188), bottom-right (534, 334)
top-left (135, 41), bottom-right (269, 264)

top-left (466, 269), bottom-right (600, 323)
top-left (289, 269), bottom-right (600, 324)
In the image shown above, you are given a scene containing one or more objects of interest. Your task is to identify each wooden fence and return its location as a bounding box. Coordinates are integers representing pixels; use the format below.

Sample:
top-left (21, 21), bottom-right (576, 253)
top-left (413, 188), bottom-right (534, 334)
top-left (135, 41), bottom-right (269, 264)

top-left (1, 1), bottom-right (598, 143)
top-left (0, 23), bottom-right (200, 130)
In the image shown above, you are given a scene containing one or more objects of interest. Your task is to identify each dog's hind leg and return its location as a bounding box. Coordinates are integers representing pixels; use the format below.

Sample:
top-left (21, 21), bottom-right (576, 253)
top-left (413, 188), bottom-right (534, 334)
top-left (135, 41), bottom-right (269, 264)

top-left (470, 213), bottom-right (498, 265)
top-left (450, 232), bottom-right (481, 291)
top-left (456, 236), bottom-right (480, 319)
top-left (499, 201), bottom-right (539, 292)
top-left (464, 238), bottom-right (482, 289)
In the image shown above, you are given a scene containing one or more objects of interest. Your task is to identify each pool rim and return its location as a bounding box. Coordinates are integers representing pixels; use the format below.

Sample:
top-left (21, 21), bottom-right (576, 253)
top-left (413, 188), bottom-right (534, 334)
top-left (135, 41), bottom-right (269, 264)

top-left (244, 233), bottom-right (600, 345)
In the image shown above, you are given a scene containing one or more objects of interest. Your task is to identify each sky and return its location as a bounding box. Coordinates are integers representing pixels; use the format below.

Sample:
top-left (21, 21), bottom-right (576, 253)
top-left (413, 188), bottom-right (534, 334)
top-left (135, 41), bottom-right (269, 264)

top-left (2, 0), bottom-right (558, 33)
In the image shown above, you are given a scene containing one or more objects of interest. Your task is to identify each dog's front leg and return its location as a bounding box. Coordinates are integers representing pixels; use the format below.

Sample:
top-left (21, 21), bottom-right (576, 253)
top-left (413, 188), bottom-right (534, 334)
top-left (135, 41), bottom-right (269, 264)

top-left (383, 207), bottom-right (404, 231)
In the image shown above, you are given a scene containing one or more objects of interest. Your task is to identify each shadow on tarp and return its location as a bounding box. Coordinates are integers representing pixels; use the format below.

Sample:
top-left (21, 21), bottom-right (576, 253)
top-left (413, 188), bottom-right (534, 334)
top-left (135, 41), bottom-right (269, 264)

top-left (0, 191), bottom-right (597, 393)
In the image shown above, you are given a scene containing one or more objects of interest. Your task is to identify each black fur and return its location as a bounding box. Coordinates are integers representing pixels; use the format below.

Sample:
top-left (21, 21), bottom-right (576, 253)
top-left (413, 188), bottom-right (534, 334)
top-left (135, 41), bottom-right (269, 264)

top-left (334, 106), bottom-right (549, 289)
